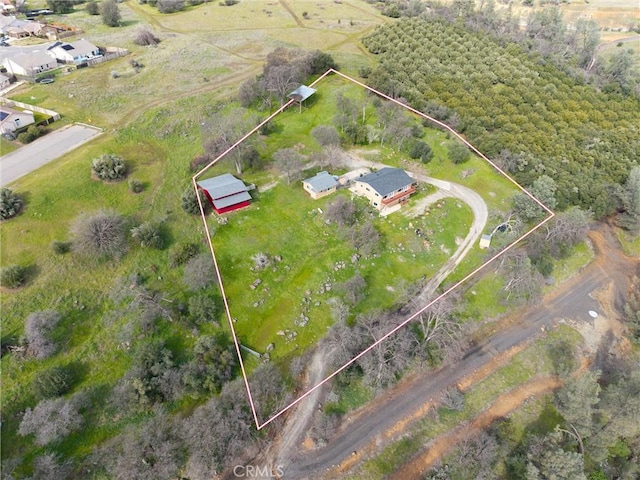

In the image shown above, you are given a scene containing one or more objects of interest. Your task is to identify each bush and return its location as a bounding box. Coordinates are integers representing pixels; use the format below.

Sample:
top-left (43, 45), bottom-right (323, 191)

top-left (100, 0), bottom-right (121, 26)
top-left (25, 310), bottom-right (61, 359)
top-left (131, 221), bottom-right (164, 249)
top-left (156, 0), bottom-right (185, 13)
top-left (447, 141), bottom-right (471, 164)
top-left (71, 210), bottom-right (127, 259)
top-left (0, 264), bottom-right (27, 288)
top-left (190, 154), bottom-right (211, 173)
top-left (32, 365), bottom-right (74, 399)
top-left (183, 253), bottom-right (217, 292)
top-left (0, 187), bottom-right (23, 220)
top-left (188, 294), bottom-right (218, 325)
top-left (18, 394), bottom-right (86, 445)
top-left (17, 125), bottom-right (45, 144)
top-left (51, 240), bottom-right (71, 254)
top-left (91, 154), bottom-right (127, 181)
top-left (181, 186), bottom-right (207, 215)
top-left (168, 242), bottom-right (199, 268)
top-left (128, 178), bottom-right (144, 193)
top-left (133, 28), bottom-right (161, 46)
top-left (85, 0), bottom-right (99, 14)
top-left (409, 140), bottom-right (434, 163)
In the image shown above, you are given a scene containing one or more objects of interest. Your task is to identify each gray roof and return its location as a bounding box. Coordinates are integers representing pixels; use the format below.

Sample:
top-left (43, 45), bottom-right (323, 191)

top-left (6, 51), bottom-right (55, 70)
top-left (288, 85), bottom-right (316, 102)
top-left (358, 168), bottom-right (413, 197)
top-left (303, 171), bottom-right (337, 192)
top-left (213, 191), bottom-right (251, 210)
top-left (197, 173), bottom-right (249, 200)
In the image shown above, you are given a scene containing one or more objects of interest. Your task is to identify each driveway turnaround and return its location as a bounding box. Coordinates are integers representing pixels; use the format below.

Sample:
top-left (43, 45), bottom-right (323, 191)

top-left (0, 124), bottom-right (103, 186)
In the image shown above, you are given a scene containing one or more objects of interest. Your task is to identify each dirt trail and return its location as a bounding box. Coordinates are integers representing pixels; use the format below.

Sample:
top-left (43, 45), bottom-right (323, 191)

top-left (391, 377), bottom-right (563, 479)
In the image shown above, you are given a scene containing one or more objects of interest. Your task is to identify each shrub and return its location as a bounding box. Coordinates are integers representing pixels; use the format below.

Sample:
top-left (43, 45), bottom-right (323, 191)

top-left (447, 141), bottom-right (471, 164)
top-left (85, 0), bottom-right (99, 14)
top-left (100, 0), bottom-right (121, 26)
top-left (128, 178), bottom-right (144, 193)
top-left (183, 253), bottom-right (217, 292)
top-left (25, 310), bottom-right (61, 359)
top-left (131, 221), bottom-right (164, 249)
top-left (156, 0), bottom-right (185, 13)
top-left (51, 240), bottom-right (71, 254)
top-left (133, 28), bottom-right (161, 46)
top-left (32, 365), bottom-right (74, 399)
top-left (0, 187), bottom-right (23, 220)
top-left (71, 210), bottom-right (127, 259)
top-left (17, 125), bottom-right (45, 144)
top-left (0, 264), bottom-right (27, 288)
top-left (91, 154), bottom-right (127, 181)
top-left (190, 154), bottom-right (211, 173)
top-left (168, 242), bottom-right (199, 268)
top-left (181, 333), bottom-right (236, 394)
top-left (181, 186), bottom-right (207, 215)
top-left (410, 140), bottom-right (434, 163)
top-left (188, 294), bottom-right (218, 325)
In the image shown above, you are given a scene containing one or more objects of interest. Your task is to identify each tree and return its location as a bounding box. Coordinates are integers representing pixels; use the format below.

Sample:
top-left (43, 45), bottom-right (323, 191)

top-left (183, 253), bottom-right (217, 292)
top-left (25, 310), bottom-right (61, 359)
top-left (46, 0), bottom-right (74, 13)
top-left (351, 220), bottom-right (381, 257)
top-left (100, 0), bottom-right (121, 27)
top-left (448, 140), bottom-right (471, 164)
top-left (71, 210), bottom-right (127, 259)
top-left (131, 221), bottom-right (164, 249)
top-left (409, 140), bottom-right (434, 163)
top-left (133, 28), bottom-right (161, 46)
top-left (18, 393), bottom-right (86, 446)
top-left (339, 272), bottom-right (366, 306)
top-left (0, 187), bottom-right (23, 220)
top-left (311, 125), bottom-right (340, 147)
top-left (85, 0), bottom-right (99, 15)
top-left (156, 0), bottom-right (185, 13)
top-left (265, 64), bottom-right (303, 104)
top-left (325, 196), bottom-right (357, 227)
top-left (513, 175), bottom-right (557, 222)
top-left (181, 186), bottom-right (207, 215)
top-left (169, 242), bottom-right (199, 267)
top-left (618, 166), bottom-right (640, 233)
top-left (91, 154), bottom-right (127, 181)
top-left (27, 453), bottom-right (72, 480)
top-left (105, 409), bottom-right (184, 480)
top-left (556, 370), bottom-right (601, 450)
top-left (187, 294), bottom-right (218, 326)
top-left (606, 49), bottom-right (635, 89)
top-left (528, 207), bottom-right (591, 262)
top-left (182, 333), bottom-right (236, 395)
top-left (500, 250), bottom-right (544, 304)
top-left (273, 147), bottom-right (305, 184)
top-left (0, 264), bottom-right (27, 288)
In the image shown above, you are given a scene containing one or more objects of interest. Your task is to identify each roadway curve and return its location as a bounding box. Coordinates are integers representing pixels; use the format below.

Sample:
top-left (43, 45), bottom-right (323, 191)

top-left (271, 155), bottom-right (488, 472)
top-left (279, 224), bottom-right (639, 478)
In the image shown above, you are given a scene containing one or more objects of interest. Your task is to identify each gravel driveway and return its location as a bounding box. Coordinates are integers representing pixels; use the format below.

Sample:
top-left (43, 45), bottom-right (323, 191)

top-left (1, 123), bottom-right (103, 186)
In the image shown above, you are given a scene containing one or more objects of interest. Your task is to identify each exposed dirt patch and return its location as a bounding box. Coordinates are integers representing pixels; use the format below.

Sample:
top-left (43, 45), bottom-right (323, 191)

top-left (391, 377), bottom-right (562, 479)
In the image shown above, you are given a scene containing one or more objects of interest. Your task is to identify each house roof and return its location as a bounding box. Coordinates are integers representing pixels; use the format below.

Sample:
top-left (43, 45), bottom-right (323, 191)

top-left (6, 51), bottom-right (55, 69)
top-left (197, 173), bottom-right (249, 200)
top-left (303, 171), bottom-right (337, 192)
top-left (357, 168), bottom-right (414, 197)
top-left (213, 191), bottom-right (252, 210)
top-left (288, 85), bottom-right (316, 103)
top-left (50, 39), bottom-right (99, 58)
top-left (0, 106), bottom-right (33, 125)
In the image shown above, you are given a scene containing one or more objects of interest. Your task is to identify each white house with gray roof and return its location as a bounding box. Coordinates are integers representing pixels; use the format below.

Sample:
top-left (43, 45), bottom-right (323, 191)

top-left (351, 167), bottom-right (416, 212)
top-left (0, 106), bottom-right (34, 134)
top-left (2, 50), bottom-right (56, 77)
top-left (48, 39), bottom-right (100, 64)
top-left (302, 171), bottom-right (338, 199)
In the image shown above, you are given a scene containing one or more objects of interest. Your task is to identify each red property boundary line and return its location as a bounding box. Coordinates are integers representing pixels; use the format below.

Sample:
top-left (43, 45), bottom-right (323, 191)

top-left (192, 69), bottom-right (554, 430)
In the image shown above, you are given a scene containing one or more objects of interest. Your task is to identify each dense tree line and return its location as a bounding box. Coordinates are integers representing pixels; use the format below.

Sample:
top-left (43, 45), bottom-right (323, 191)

top-left (363, 17), bottom-right (640, 218)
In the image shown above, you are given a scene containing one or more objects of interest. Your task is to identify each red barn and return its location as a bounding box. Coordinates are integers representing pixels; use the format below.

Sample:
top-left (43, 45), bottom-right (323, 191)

top-left (197, 174), bottom-right (252, 214)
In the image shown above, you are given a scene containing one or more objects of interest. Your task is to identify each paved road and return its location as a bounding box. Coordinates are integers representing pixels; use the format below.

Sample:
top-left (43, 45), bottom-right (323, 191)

top-left (280, 224), bottom-right (639, 479)
top-left (0, 124), bottom-right (103, 186)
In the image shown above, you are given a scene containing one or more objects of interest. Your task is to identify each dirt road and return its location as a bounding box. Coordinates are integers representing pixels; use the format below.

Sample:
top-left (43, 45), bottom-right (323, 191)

top-left (280, 223), bottom-right (638, 478)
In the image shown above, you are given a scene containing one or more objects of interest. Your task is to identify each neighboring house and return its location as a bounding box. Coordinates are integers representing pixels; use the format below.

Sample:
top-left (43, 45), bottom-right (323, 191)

top-left (302, 171), bottom-right (338, 200)
top-left (0, 73), bottom-right (10, 89)
top-left (48, 39), bottom-right (100, 64)
top-left (351, 167), bottom-right (416, 211)
top-left (2, 51), bottom-right (57, 76)
top-left (197, 173), bottom-right (253, 214)
top-left (0, 106), bottom-right (34, 134)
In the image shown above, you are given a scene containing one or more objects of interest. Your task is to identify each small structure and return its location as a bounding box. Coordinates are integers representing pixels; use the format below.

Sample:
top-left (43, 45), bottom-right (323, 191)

top-left (302, 171), bottom-right (338, 200)
top-left (479, 234), bottom-right (492, 249)
top-left (0, 106), bottom-right (34, 134)
top-left (351, 167), bottom-right (416, 212)
top-left (288, 85), bottom-right (316, 112)
top-left (0, 74), bottom-right (11, 90)
top-left (197, 173), bottom-right (252, 214)
top-left (48, 39), bottom-right (100, 64)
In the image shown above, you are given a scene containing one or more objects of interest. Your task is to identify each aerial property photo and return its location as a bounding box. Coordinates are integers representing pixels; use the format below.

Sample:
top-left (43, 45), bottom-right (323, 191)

top-left (1, 0), bottom-right (639, 479)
